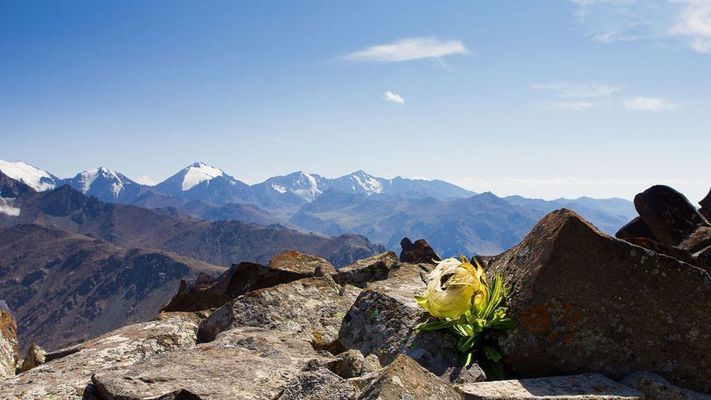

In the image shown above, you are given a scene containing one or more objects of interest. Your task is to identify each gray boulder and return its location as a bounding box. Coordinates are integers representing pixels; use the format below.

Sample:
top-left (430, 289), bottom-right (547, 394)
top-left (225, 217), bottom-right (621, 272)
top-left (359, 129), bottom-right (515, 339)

top-left (277, 368), bottom-right (357, 400)
top-left (18, 343), bottom-right (46, 373)
top-left (0, 301), bottom-right (18, 378)
top-left (633, 185), bottom-right (709, 246)
top-left (488, 209), bottom-right (711, 392)
top-left (93, 327), bottom-right (322, 400)
top-left (0, 312), bottom-right (200, 399)
top-left (163, 250), bottom-right (337, 312)
top-left (198, 276), bottom-right (361, 351)
top-left (358, 354), bottom-right (461, 400)
top-left (333, 251), bottom-right (400, 288)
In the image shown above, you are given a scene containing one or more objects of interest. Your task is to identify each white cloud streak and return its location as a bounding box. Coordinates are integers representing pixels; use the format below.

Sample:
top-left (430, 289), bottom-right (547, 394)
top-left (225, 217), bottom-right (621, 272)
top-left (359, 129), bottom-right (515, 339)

top-left (570, 0), bottom-right (711, 54)
top-left (533, 82), bottom-right (623, 98)
top-left (383, 91), bottom-right (405, 104)
top-left (623, 96), bottom-right (678, 111)
top-left (342, 37), bottom-right (467, 63)
top-left (671, 0), bottom-right (711, 53)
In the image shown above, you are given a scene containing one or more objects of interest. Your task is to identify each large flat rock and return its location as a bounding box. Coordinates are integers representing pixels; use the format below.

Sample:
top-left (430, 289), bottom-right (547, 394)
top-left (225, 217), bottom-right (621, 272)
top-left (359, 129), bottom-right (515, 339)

top-left (93, 327), bottom-right (322, 400)
top-left (457, 373), bottom-right (642, 400)
top-left (198, 276), bottom-right (361, 350)
top-left (0, 313), bottom-right (200, 400)
top-left (488, 209), bottom-right (711, 392)
top-left (163, 250), bottom-right (335, 312)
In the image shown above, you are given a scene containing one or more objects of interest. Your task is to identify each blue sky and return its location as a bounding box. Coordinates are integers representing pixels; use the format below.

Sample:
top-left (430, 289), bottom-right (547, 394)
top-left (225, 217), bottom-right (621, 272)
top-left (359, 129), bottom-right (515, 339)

top-left (1, 0), bottom-right (709, 201)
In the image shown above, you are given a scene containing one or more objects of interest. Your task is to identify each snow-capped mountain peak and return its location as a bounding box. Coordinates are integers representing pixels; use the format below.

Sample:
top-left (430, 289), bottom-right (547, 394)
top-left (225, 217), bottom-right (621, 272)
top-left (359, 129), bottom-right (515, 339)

top-left (0, 160), bottom-right (58, 191)
top-left (343, 170), bottom-right (384, 195)
top-left (182, 162), bottom-right (225, 191)
top-left (73, 167), bottom-right (125, 196)
top-left (260, 171), bottom-right (325, 202)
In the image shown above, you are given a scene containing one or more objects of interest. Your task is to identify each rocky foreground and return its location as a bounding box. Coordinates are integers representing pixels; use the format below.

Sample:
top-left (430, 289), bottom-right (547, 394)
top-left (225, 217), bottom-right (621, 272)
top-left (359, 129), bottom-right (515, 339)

top-left (0, 185), bottom-right (710, 399)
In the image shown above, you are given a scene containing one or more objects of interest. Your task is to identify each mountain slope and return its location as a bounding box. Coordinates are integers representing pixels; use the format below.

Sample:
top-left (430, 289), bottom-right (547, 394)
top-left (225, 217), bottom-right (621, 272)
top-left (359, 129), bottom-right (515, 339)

top-left (292, 190), bottom-right (537, 256)
top-left (327, 170), bottom-right (475, 200)
top-left (153, 162), bottom-right (254, 206)
top-left (290, 190), bottom-right (635, 256)
top-left (0, 224), bottom-right (225, 351)
top-left (503, 195), bottom-right (636, 234)
top-left (1, 184), bottom-right (384, 267)
top-left (61, 167), bottom-right (146, 203)
top-left (0, 160), bottom-right (59, 191)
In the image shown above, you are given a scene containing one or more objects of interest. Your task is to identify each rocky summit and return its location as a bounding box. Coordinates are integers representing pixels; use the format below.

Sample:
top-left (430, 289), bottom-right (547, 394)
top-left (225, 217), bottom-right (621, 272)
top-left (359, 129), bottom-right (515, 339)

top-left (0, 185), bottom-right (710, 399)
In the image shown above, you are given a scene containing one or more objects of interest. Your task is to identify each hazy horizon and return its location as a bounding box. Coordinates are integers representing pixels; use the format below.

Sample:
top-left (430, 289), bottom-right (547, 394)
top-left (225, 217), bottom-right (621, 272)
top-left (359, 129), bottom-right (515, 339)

top-left (2, 1), bottom-right (709, 202)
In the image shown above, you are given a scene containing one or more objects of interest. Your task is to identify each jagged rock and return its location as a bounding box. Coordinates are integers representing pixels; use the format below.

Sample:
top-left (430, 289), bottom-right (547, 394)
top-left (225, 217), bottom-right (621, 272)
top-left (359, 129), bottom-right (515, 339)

top-left (362, 354), bottom-right (382, 374)
top-left (0, 313), bottom-right (200, 399)
top-left (18, 343), bottom-right (46, 373)
top-left (633, 185), bottom-right (710, 246)
top-left (699, 188), bottom-right (711, 221)
top-left (0, 301), bottom-right (18, 378)
top-left (358, 354), bottom-right (461, 400)
top-left (163, 250), bottom-right (336, 312)
top-left (339, 263), bottom-right (486, 385)
top-left (333, 252), bottom-right (400, 288)
top-left (198, 276), bottom-right (361, 351)
top-left (277, 368), bottom-right (356, 400)
top-left (327, 349), bottom-right (367, 379)
top-left (457, 373), bottom-right (642, 400)
top-left (93, 327), bottom-right (322, 400)
top-left (616, 216), bottom-right (654, 240)
top-left (399, 237), bottom-right (440, 264)
top-left (487, 209), bottom-right (711, 392)
top-left (269, 250), bottom-right (337, 275)
top-left (679, 226), bottom-right (711, 254)
top-left (621, 372), bottom-right (711, 400)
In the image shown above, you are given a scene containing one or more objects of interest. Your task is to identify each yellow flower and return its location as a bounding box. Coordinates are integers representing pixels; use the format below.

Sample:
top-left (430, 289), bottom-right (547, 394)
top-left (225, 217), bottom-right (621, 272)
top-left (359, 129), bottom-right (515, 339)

top-left (415, 256), bottom-right (488, 319)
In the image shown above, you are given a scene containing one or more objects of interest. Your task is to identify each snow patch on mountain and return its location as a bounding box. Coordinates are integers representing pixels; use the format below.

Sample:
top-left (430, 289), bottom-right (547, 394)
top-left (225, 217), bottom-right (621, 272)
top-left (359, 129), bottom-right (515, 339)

top-left (182, 162), bottom-right (224, 191)
top-left (292, 172), bottom-right (323, 202)
top-left (0, 197), bottom-right (20, 216)
top-left (350, 171), bottom-right (383, 195)
top-left (74, 167), bottom-right (126, 196)
top-left (0, 160), bottom-right (56, 191)
top-left (271, 184), bottom-right (287, 194)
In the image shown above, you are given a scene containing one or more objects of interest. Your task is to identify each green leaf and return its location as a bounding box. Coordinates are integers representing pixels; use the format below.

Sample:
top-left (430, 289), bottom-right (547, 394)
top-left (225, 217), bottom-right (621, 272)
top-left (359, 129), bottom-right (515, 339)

top-left (416, 319), bottom-right (458, 332)
top-left (483, 345), bottom-right (502, 363)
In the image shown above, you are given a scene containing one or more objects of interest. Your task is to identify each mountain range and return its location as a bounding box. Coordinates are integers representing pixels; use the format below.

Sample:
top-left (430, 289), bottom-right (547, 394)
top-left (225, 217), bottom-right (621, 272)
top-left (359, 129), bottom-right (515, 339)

top-left (0, 160), bottom-right (637, 255)
top-left (0, 168), bottom-right (385, 352)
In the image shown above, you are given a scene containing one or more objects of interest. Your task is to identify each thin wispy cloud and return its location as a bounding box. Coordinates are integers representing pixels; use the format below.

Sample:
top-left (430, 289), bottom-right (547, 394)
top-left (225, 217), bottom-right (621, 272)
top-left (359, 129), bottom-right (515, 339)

top-left (342, 37), bottom-right (467, 63)
top-left (546, 101), bottom-right (595, 111)
top-left (383, 91), bottom-right (405, 104)
top-left (534, 82), bottom-right (621, 111)
top-left (570, 0), bottom-right (711, 54)
top-left (623, 96), bottom-right (678, 111)
top-left (533, 82), bottom-right (622, 98)
top-left (533, 81), bottom-right (678, 112)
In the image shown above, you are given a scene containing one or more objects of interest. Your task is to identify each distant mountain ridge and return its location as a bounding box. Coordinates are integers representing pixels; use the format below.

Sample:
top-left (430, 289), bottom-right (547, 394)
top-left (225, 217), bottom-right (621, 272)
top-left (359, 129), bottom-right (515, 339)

top-left (0, 159), bottom-right (638, 255)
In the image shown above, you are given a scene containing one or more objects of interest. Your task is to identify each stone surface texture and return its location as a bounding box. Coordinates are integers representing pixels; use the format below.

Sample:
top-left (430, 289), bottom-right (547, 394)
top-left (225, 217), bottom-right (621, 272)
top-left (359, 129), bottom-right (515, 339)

top-left (488, 209), bottom-right (711, 392)
top-left (0, 300), bottom-right (18, 379)
top-left (0, 313), bottom-right (199, 400)
top-left (457, 373), bottom-right (643, 400)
